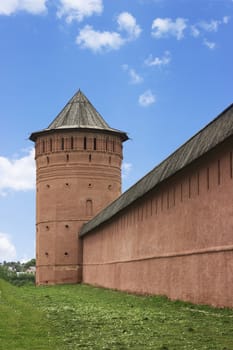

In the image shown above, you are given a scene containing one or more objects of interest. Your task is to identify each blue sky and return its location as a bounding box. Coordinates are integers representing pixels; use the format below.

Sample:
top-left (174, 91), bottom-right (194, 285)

top-left (0, 0), bottom-right (232, 262)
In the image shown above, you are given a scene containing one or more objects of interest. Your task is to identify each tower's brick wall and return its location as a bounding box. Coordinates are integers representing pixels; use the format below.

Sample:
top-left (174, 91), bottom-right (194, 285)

top-left (35, 130), bottom-right (123, 285)
top-left (82, 138), bottom-right (233, 307)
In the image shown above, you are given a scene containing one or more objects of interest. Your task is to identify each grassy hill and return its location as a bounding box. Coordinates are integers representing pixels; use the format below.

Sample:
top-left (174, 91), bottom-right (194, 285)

top-left (0, 279), bottom-right (233, 350)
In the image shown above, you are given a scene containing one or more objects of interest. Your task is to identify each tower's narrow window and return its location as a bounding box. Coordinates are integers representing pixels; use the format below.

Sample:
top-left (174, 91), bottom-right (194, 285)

top-left (86, 199), bottom-right (93, 216)
top-left (42, 140), bottom-right (45, 153)
top-left (113, 141), bottom-right (115, 152)
top-left (109, 156), bottom-right (111, 164)
top-left (161, 193), bottom-right (163, 211)
top-left (89, 154), bottom-right (92, 162)
top-left (61, 138), bottom-right (64, 150)
top-left (188, 177), bottom-right (191, 198)
top-left (167, 191), bottom-right (169, 209)
top-left (217, 160), bottom-right (221, 185)
top-left (47, 156), bottom-right (49, 165)
top-left (84, 137), bottom-right (87, 150)
top-left (106, 138), bottom-right (108, 151)
top-left (93, 138), bottom-right (97, 150)
top-left (207, 167), bottom-right (210, 190)
top-left (230, 152), bottom-right (233, 178)
top-left (50, 138), bottom-right (52, 152)
top-left (71, 136), bottom-right (74, 150)
top-left (66, 154), bottom-right (69, 162)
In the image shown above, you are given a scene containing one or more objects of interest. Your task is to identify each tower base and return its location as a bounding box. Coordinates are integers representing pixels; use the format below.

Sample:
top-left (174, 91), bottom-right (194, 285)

top-left (36, 264), bottom-right (82, 285)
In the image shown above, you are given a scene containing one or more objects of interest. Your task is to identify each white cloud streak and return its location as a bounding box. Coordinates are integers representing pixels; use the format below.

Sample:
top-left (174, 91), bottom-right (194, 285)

top-left (122, 162), bottom-right (132, 179)
top-left (190, 25), bottom-right (200, 38)
top-left (191, 16), bottom-right (230, 37)
top-left (151, 15), bottom-right (230, 46)
top-left (122, 65), bottom-right (143, 84)
top-left (57, 0), bottom-right (103, 23)
top-left (144, 50), bottom-right (171, 67)
top-left (139, 90), bottom-right (156, 107)
top-left (0, 149), bottom-right (35, 196)
top-left (0, 0), bottom-right (47, 15)
top-left (129, 69), bottom-right (143, 84)
top-left (0, 233), bottom-right (17, 262)
top-left (199, 19), bottom-right (221, 32)
top-left (203, 39), bottom-right (216, 50)
top-left (222, 16), bottom-right (230, 24)
top-left (152, 17), bottom-right (187, 40)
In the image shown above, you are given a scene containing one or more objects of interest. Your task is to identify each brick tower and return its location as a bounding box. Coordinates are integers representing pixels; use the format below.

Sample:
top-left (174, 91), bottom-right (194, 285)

top-left (30, 90), bottom-right (128, 285)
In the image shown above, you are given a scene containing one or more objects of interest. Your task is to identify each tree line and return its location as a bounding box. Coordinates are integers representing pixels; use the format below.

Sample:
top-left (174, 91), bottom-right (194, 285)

top-left (0, 259), bottom-right (36, 286)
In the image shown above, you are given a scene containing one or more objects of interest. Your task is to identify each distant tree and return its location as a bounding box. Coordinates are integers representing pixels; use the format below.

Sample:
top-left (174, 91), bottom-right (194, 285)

top-left (23, 259), bottom-right (36, 270)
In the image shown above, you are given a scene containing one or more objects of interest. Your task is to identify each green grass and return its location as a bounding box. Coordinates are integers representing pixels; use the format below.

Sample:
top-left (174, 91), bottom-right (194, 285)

top-left (0, 279), bottom-right (233, 350)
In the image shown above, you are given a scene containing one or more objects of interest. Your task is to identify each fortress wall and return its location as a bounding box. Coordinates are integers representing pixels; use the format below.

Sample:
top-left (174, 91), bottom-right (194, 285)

top-left (82, 139), bottom-right (233, 307)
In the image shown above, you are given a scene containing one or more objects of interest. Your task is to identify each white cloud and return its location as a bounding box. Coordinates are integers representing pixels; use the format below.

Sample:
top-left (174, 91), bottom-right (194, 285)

top-left (129, 69), bottom-right (143, 84)
top-left (144, 50), bottom-right (171, 67)
top-left (76, 25), bottom-right (124, 52)
top-left (117, 12), bottom-right (142, 40)
top-left (57, 0), bottom-right (103, 23)
top-left (0, 233), bottom-right (17, 262)
top-left (190, 25), bottom-right (200, 38)
top-left (222, 16), bottom-right (230, 24)
top-left (199, 19), bottom-right (221, 32)
top-left (203, 38), bottom-right (216, 50)
top-left (0, 149), bottom-right (35, 196)
top-left (0, 0), bottom-right (47, 15)
top-left (20, 255), bottom-right (31, 264)
top-left (122, 162), bottom-right (132, 179)
top-left (76, 12), bottom-right (141, 52)
top-left (152, 17), bottom-right (187, 40)
top-left (190, 16), bottom-right (230, 47)
top-left (122, 65), bottom-right (143, 84)
top-left (195, 17), bottom-right (230, 34)
top-left (139, 90), bottom-right (156, 107)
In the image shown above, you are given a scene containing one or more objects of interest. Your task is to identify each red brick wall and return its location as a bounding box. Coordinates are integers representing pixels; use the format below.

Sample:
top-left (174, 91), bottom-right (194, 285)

top-left (82, 139), bottom-right (233, 307)
top-left (35, 130), bottom-right (123, 285)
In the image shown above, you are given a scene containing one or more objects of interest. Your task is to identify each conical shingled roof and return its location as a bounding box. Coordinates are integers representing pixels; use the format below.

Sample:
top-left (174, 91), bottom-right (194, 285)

top-left (30, 90), bottom-right (128, 141)
top-left (48, 90), bottom-right (111, 130)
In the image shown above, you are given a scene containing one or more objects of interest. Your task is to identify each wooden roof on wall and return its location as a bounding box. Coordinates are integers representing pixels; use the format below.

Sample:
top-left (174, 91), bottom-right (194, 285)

top-left (80, 103), bottom-right (233, 236)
